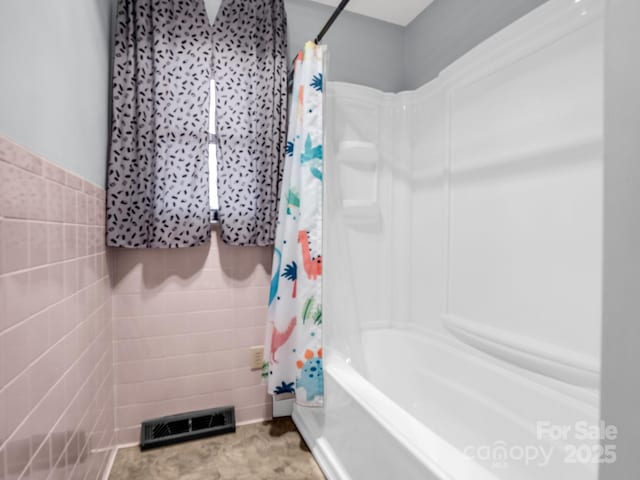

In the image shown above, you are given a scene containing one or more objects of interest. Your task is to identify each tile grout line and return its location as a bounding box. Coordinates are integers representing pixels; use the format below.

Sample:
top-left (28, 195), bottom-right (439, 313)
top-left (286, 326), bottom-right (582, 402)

top-left (2, 324), bottom-right (113, 459)
top-left (0, 272), bottom-right (110, 396)
top-left (0, 261), bottom-right (108, 336)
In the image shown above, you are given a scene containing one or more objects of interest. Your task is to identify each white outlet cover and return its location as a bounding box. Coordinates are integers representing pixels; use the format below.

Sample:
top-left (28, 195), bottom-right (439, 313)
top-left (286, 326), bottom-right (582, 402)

top-left (249, 346), bottom-right (264, 370)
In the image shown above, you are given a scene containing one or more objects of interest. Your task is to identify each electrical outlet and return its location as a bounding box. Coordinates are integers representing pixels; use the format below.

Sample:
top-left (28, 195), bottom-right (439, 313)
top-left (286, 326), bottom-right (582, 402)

top-left (249, 346), bottom-right (264, 370)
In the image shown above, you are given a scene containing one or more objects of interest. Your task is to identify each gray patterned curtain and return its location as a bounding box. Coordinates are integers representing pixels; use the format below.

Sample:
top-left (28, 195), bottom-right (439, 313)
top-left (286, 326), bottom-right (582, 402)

top-left (212, 0), bottom-right (288, 246)
top-left (107, 0), bottom-right (213, 248)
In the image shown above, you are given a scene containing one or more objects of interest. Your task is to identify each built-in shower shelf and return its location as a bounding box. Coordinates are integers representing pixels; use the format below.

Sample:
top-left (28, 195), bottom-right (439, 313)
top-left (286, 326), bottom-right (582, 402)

top-left (336, 140), bottom-right (378, 170)
top-left (443, 314), bottom-right (600, 388)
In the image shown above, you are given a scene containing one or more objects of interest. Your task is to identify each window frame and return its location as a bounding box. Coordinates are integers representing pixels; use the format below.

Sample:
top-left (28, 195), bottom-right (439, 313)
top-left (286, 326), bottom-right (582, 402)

top-left (208, 78), bottom-right (219, 223)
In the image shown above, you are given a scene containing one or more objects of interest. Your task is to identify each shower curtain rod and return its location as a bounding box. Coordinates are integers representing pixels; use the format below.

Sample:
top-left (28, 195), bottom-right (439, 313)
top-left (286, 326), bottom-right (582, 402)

top-left (313, 0), bottom-right (351, 44)
top-left (287, 0), bottom-right (351, 87)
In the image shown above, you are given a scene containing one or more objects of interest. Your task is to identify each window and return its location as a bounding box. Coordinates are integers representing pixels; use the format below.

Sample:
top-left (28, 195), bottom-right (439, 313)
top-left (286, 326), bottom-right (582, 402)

top-left (209, 79), bottom-right (219, 221)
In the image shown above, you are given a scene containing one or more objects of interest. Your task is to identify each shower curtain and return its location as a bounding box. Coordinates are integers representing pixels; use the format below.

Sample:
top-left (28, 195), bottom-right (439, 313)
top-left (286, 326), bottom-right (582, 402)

top-left (263, 42), bottom-right (326, 406)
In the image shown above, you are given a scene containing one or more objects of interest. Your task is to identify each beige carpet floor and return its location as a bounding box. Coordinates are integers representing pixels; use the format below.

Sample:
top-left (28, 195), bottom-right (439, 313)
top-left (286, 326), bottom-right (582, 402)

top-left (108, 418), bottom-right (325, 480)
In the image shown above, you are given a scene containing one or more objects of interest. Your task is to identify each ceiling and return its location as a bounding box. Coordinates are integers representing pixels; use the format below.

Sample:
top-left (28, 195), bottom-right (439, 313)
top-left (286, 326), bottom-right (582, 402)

top-left (310, 0), bottom-right (434, 26)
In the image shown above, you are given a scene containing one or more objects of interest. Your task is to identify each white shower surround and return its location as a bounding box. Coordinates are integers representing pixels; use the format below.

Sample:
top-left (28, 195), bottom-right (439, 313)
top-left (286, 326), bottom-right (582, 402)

top-left (294, 0), bottom-right (604, 478)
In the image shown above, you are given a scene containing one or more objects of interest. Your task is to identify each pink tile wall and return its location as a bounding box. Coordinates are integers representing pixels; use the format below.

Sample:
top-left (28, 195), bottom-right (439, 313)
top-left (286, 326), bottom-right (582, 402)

top-left (0, 136), bottom-right (115, 480)
top-left (110, 228), bottom-right (274, 444)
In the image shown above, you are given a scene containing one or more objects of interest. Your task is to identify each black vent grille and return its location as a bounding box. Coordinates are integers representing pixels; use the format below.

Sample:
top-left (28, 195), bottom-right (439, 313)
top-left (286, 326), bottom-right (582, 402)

top-left (192, 412), bottom-right (226, 431)
top-left (140, 406), bottom-right (235, 450)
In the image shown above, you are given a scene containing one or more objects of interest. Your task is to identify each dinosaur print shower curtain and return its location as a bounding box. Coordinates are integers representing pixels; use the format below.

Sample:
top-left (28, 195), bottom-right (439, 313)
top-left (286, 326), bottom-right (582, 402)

top-left (263, 42), bottom-right (326, 407)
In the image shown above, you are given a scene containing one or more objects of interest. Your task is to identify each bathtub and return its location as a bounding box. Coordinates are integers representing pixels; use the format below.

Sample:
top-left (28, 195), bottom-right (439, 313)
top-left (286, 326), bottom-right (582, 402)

top-left (294, 328), bottom-right (598, 480)
top-left (304, 0), bottom-right (604, 478)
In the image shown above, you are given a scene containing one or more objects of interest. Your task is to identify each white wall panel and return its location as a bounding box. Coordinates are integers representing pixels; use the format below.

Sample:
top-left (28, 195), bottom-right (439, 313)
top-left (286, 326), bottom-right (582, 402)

top-left (444, 1), bottom-right (603, 387)
top-left (326, 0), bottom-right (604, 395)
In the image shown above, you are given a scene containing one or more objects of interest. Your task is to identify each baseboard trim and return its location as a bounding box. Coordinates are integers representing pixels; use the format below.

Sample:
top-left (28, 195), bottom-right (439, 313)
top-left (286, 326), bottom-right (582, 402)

top-left (103, 416), bottom-right (289, 479)
top-left (100, 447), bottom-right (118, 480)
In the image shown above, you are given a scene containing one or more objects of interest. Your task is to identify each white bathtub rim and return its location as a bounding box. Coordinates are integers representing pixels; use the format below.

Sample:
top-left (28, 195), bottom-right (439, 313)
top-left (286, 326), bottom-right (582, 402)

top-left (325, 357), bottom-right (500, 480)
top-left (359, 328), bottom-right (600, 447)
top-left (328, 327), bottom-right (599, 478)
top-left (297, 328), bottom-right (599, 480)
